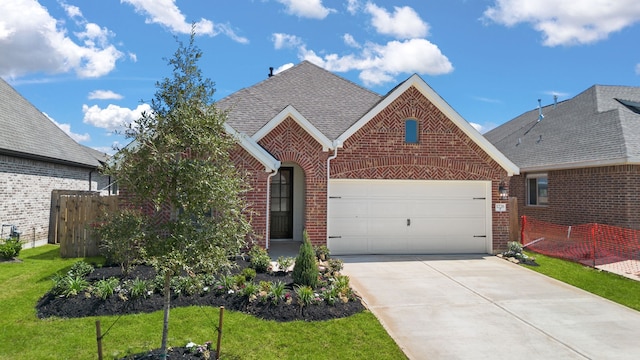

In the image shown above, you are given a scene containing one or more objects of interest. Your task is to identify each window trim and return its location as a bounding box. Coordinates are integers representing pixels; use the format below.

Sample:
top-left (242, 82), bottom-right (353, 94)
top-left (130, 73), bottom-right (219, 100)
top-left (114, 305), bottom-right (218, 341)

top-left (526, 173), bottom-right (548, 206)
top-left (404, 119), bottom-right (419, 144)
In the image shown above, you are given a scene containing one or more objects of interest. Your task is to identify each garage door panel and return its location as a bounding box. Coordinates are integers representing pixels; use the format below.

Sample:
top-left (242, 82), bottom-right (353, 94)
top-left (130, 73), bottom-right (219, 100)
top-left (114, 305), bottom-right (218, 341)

top-left (328, 180), bottom-right (490, 255)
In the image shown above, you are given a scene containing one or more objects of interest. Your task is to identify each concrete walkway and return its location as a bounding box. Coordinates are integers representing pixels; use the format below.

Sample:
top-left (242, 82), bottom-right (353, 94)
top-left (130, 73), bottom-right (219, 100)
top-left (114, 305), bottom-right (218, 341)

top-left (340, 255), bottom-right (640, 360)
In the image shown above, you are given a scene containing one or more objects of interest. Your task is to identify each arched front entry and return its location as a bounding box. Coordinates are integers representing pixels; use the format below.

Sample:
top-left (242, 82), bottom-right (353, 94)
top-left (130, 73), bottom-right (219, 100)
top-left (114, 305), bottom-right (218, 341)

top-left (270, 163), bottom-right (306, 241)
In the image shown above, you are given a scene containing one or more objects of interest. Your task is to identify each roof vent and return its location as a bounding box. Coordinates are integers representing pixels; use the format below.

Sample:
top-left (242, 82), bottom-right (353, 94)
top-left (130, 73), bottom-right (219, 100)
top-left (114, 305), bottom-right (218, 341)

top-left (537, 99), bottom-right (544, 122)
top-left (553, 95), bottom-right (558, 109)
top-left (268, 67), bottom-right (274, 78)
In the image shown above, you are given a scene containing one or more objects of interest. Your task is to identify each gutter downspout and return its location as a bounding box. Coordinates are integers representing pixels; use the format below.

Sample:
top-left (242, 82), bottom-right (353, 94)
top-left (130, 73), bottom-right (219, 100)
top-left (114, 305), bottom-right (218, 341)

top-left (265, 169), bottom-right (278, 250)
top-left (326, 144), bottom-right (339, 246)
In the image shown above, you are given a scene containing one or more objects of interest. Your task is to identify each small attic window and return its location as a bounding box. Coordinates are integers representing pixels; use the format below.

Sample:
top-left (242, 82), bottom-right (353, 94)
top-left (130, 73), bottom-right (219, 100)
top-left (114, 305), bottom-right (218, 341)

top-left (405, 119), bottom-right (418, 143)
top-left (616, 99), bottom-right (640, 114)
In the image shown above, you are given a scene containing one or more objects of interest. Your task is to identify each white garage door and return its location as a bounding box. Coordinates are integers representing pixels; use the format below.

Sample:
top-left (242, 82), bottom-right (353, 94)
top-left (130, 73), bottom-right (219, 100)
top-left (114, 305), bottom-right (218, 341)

top-left (328, 179), bottom-right (491, 255)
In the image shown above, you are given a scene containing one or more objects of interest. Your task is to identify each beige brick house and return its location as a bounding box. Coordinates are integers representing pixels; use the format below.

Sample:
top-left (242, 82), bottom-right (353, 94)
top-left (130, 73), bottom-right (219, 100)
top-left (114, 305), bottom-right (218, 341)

top-left (0, 78), bottom-right (111, 247)
top-left (220, 61), bottom-right (518, 254)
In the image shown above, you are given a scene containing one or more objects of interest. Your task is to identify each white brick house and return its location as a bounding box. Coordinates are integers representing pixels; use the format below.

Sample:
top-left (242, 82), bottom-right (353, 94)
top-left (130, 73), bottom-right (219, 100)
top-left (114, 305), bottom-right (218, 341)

top-left (0, 78), bottom-right (112, 248)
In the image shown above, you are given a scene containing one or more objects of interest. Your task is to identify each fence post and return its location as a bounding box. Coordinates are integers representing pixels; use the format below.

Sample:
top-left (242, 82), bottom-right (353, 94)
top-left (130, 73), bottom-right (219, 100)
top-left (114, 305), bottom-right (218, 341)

top-left (96, 320), bottom-right (103, 360)
top-left (520, 216), bottom-right (527, 245)
top-left (216, 306), bottom-right (224, 360)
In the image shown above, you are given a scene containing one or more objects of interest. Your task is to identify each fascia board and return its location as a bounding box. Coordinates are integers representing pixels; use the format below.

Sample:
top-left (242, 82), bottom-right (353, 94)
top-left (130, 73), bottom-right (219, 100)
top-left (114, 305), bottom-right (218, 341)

top-left (224, 123), bottom-right (281, 172)
top-left (338, 74), bottom-right (520, 176)
top-left (252, 105), bottom-right (334, 151)
top-left (521, 157), bottom-right (640, 173)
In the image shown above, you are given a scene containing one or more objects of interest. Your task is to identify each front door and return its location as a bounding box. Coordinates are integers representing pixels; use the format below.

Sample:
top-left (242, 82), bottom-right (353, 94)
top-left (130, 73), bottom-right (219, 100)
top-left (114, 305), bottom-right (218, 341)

top-left (270, 167), bottom-right (293, 239)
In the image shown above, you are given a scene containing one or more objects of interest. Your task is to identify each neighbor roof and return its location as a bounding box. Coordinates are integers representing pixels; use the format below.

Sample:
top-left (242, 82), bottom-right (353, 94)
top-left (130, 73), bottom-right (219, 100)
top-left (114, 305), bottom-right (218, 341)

top-left (0, 78), bottom-right (101, 168)
top-left (217, 61), bottom-right (383, 140)
top-left (485, 85), bottom-right (640, 171)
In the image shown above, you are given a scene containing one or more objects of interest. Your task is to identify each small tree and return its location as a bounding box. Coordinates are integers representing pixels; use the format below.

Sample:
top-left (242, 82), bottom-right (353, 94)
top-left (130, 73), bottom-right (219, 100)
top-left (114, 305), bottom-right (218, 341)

top-left (293, 230), bottom-right (319, 288)
top-left (94, 208), bottom-right (147, 275)
top-left (103, 29), bottom-right (250, 358)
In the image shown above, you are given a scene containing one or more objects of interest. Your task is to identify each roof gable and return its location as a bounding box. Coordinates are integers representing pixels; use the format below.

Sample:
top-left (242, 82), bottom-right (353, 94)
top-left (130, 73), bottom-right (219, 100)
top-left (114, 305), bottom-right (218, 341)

top-left (337, 74), bottom-right (519, 176)
top-left (252, 105), bottom-right (333, 151)
top-left (485, 85), bottom-right (640, 171)
top-left (0, 78), bottom-right (100, 168)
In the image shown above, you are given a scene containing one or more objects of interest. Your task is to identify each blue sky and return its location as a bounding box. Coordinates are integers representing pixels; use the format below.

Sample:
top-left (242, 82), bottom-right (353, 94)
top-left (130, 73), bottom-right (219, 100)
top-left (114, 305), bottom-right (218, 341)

top-left (1, 0), bottom-right (639, 154)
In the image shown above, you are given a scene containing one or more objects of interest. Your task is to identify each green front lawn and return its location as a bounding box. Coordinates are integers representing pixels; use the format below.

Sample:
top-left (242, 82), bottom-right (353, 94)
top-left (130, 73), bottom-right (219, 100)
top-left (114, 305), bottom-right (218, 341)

top-left (523, 251), bottom-right (640, 311)
top-left (0, 246), bottom-right (406, 360)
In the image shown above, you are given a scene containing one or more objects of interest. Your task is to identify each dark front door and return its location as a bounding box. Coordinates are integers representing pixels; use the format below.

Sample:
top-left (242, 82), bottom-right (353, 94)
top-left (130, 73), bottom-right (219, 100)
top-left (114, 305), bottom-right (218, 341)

top-left (270, 167), bottom-right (293, 239)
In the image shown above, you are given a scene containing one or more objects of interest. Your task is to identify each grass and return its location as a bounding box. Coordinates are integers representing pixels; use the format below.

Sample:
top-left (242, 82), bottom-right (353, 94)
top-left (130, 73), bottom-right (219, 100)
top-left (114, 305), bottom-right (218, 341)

top-left (523, 251), bottom-right (640, 311)
top-left (0, 245), bottom-right (406, 360)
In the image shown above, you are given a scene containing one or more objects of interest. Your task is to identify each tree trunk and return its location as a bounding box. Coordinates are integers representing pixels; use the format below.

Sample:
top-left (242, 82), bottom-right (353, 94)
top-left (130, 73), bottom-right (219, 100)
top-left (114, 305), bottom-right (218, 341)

top-left (160, 272), bottom-right (171, 359)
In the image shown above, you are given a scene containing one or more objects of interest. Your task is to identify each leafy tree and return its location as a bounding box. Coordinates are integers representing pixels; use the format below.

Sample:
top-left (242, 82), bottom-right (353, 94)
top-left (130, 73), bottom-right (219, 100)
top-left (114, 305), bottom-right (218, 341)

top-left (104, 30), bottom-right (250, 358)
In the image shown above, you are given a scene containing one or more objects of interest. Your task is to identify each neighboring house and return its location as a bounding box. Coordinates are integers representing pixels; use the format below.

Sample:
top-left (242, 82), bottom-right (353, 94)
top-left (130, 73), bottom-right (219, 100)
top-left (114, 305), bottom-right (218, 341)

top-left (0, 78), bottom-right (112, 247)
top-left (485, 85), bottom-right (640, 230)
top-left (219, 61), bottom-right (518, 255)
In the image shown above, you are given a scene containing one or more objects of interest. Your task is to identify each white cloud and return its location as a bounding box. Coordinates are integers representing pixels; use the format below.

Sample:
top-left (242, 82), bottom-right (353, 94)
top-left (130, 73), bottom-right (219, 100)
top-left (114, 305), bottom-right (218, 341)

top-left (343, 33), bottom-right (360, 48)
top-left (82, 103), bottom-right (151, 131)
top-left (636, 63), bottom-right (640, 75)
top-left (122, 0), bottom-right (248, 43)
top-left (470, 122), bottom-right (484, 133)
top-left (88, 90), bottom-right (124, 100)
top-left (274, 63), bottom-right (294, 74)
top-left (365, 3), bottom-right (429, 39)
top-left (44, 112), bottom-right (91, 143)
top-left (483, 0), bottom-right (640, 46)
top-left (276, 0), bottom-right (335, 19)
top-left (346, 0), bottom-right (361, 15)
top-left (0, 0), bottom-right (123, 79)
top-left (300, 38), bottom-right (453, 86)
top-left (272, 33), bottom-right (303, 49)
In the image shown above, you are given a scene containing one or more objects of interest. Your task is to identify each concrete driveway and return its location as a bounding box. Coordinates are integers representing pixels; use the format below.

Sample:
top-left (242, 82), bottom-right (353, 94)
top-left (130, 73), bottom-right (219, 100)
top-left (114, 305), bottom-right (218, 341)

top-left (340, 255), bottom-right (640, 360)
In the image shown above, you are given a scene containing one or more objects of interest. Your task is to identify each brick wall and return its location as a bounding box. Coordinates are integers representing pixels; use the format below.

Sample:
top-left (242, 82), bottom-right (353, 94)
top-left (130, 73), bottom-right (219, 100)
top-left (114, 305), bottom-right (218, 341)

top-left (0, 154), bottom-right (107, 247)
top-left (512, 165), bottom-right (640, 230)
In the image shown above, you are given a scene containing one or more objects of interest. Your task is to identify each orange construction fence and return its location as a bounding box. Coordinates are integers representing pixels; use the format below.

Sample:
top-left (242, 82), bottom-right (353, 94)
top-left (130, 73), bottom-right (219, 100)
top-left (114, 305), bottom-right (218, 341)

top-left (521, 216), bottom-right (640, 278)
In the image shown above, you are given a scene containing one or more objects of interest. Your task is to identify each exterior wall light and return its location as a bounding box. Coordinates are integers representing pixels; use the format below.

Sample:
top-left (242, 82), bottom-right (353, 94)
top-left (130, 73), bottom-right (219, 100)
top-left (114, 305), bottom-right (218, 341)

top-left (499, 181), bottom-right (509, 201)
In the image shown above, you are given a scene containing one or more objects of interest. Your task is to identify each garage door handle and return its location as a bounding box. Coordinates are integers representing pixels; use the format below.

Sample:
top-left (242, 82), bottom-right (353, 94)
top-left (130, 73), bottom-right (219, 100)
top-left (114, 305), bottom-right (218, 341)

top-left (407, 219), bottom-right (411, 226)
top-left (328, 236), bottom-right (342, 239)
top-left (473, 235), bottom-right (486, 238)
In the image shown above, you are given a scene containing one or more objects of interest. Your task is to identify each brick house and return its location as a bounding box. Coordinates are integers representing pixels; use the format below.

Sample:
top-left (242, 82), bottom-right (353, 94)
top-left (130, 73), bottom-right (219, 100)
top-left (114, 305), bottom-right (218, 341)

top-left (485, 85), bottom-right (640, 230)
top-left (0, 78), bottom-right (111, 248)
top-left (219, 61), bottom-right (518, 255)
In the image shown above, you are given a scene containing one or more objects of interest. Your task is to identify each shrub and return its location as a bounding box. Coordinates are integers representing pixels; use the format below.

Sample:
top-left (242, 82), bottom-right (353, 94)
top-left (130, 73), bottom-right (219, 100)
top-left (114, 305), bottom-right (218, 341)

top-left (94, 277), bottom-right (120, 300)
top-left (127, 278), bottom-right (152, 298)
top-left (94, 208), bottom-right (147, 275)
top-left (269, 281), bottom-right (287, 305)
top-left (249, 246), bottom-right (271, 273)
top-left (276, 256), bottom-right (294, 273)
top-left (241, 267), bottom-right (257, 281)
top-left (292, 231), bottom-right (318, 288)
top-left (294, 285), bottom-right (315, 307)
top-left (61, 276), bottom-right (89, 297)
top-left (313, 245), bottom-right (330, 261)
top-left (69, 261), bottom-right (94, 278)
top-left (241, 282), bottom-right (259, 300)
top-left (0, 237), bottom-right (22, 260)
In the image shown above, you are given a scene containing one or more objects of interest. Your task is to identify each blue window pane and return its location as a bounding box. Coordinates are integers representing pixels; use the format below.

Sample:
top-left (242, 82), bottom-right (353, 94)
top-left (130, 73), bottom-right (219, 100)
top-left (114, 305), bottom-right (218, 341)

top-left (405, 119), bottom-right (418, 143)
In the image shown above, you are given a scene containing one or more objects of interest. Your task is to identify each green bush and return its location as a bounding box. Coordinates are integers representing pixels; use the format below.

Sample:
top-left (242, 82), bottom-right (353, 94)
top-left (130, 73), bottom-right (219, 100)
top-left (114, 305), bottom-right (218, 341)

top-left (248, 245), bottom-right (271, 273)
top-left (241, 267), bottom-right (257, 281)
top-left (292, 230), bottom-right (318, 288)
top-left (0, 237), bottom-right (22, 260)
top-left (68, 261), bottom-right (94, 277)
top-left (94, 208), bottom-right (147, 275)
top-left (93, 277), bottom-right (120, 300)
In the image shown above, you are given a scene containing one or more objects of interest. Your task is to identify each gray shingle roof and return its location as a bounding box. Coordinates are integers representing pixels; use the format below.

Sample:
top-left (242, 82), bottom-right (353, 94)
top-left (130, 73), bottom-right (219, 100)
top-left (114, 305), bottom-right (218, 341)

top-left (0, 78), bottom-right (100, 168)
top-left (484, 85), bottom-right (640, 170)
top-left (217, 61), bottom-right (383, 140)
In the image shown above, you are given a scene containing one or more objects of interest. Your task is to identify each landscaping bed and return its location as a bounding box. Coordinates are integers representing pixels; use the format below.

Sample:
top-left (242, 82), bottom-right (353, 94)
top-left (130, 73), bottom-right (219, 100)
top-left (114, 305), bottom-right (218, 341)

top-left (36, 258), bottom-right (365, 322)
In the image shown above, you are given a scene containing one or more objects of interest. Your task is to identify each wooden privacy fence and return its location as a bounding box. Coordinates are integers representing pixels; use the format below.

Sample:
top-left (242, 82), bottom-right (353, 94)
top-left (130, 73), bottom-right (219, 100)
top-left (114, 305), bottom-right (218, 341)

top-left (49, 190), bottom-right (119, 258)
